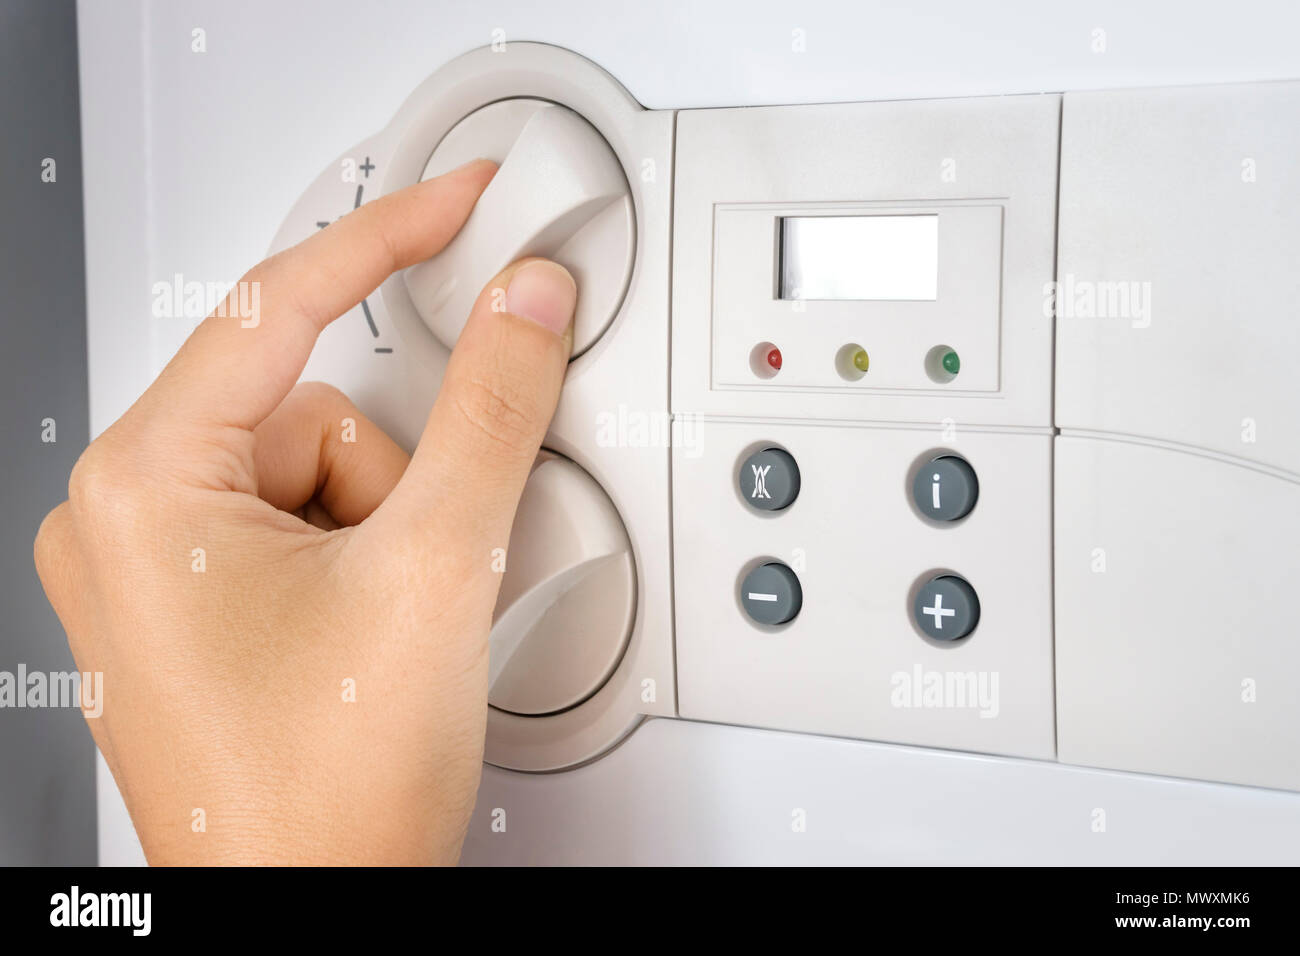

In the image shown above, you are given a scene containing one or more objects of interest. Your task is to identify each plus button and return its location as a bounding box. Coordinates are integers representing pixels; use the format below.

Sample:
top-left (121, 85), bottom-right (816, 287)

top-left (914, 575), bottom-right (980, 642)
top-left (922, 593), bottom-right (956, 630)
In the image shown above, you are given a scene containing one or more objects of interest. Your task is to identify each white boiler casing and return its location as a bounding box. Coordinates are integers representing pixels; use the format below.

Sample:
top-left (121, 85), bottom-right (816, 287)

top-left (78, 0), bottom-right (1300, 865)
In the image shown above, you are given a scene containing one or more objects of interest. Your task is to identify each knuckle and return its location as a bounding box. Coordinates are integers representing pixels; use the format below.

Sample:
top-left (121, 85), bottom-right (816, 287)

top-left (251, 257), bottom-right (332, 333)
top-left (289, 380), bottom-right (352, 414)
top-left (33, 503), bottom-right (74, 580)
top-left (66, 438), bottom-right (150, 528)
top-left (358, 199), bottom-right (406, 274)
top-left (67, 444), bottom-right (115, 506)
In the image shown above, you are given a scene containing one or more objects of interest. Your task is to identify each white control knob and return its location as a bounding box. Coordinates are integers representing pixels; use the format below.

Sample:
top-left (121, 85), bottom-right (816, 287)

top-left (489, 453), bottom-right (636, 716)
top-left (405, 99), bottom-right (635, 358)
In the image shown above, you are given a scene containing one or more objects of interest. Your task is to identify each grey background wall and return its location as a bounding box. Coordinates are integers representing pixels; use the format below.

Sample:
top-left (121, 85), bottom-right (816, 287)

top-left (0, 0), bottom-right (96, 865)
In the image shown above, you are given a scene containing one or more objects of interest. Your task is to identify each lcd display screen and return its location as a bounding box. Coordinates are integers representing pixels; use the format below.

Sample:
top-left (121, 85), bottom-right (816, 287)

top-left (778, 214), bottom-right (938, 300)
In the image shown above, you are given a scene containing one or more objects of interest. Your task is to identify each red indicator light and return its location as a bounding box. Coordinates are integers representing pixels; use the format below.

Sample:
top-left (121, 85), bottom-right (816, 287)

top-left (766, 347), bottom-right (783, 372)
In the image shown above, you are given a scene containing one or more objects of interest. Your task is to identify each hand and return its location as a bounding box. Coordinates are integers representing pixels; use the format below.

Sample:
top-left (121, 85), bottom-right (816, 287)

top-left (33, 159), bottom-right (578, 865)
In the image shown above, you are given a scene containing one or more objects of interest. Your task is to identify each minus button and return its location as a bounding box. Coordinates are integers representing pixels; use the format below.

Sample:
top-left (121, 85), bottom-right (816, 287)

top-left (739, 562), bottom-right (803, 626)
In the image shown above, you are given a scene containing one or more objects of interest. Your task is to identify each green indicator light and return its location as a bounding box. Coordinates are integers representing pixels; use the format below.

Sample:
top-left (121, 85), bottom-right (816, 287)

top-left (941, 350), bottom-right (961, 375)
top-left (852, 348), bottom-right (870, 372)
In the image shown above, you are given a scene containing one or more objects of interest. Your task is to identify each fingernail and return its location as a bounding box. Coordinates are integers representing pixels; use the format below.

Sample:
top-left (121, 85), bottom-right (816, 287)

top-left (505, 260), bottom-right (577, 337)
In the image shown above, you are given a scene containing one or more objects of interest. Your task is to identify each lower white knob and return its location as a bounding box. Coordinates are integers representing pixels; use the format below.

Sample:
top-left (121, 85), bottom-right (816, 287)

top-left (489, 452), bottom-right (636, 716)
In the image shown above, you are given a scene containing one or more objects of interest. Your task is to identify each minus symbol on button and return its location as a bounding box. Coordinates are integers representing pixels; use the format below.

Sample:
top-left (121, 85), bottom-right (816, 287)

top-left (747, 592), bottom-right (779, 602)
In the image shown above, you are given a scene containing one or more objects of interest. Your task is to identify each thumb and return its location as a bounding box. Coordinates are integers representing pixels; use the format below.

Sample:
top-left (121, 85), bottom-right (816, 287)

top-left (373, 257), bottom-right (576, 551)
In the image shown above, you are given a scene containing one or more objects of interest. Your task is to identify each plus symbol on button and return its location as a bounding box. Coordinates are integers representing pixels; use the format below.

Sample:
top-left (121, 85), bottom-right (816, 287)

top-left (922, 593), bottom-right (956, 630)
top-left (360, 156), bottom-right (375, 178)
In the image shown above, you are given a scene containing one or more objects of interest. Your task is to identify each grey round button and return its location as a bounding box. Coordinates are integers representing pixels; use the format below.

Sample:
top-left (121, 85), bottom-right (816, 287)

top-left (913, 575), bottom-right (980, 641)
top-left (739, 448), bottom-right (800, 511)
top-left (912, 455), bottom-right (978, 522)
top-left (740, 562), bottom-right (803, 625)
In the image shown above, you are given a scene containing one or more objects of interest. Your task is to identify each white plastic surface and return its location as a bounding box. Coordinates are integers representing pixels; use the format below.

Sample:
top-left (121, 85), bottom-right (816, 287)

top-left (463, 717), bottom-right (1300, 865)
top-left (673, 94), bottom-right (1060, 426)
top-left (489, 454), bottom-right (635, 716)
top-left (1056, 82), bottom-right (1300, 475)
top-left (673, 421), bottom-right (1056, 760)
top-left (1054, 81), bottom-right (1300, 791)
top-left (405, 102), bottom-right (634, 358)
top-left (1056, 436), bottom-right (1300, 791)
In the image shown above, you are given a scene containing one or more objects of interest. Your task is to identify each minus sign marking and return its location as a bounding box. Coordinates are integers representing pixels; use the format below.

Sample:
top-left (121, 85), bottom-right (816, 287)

top-left (374, 347), bottom-right (393, 353)
top-left (747, 592), bottom-right (779, 602)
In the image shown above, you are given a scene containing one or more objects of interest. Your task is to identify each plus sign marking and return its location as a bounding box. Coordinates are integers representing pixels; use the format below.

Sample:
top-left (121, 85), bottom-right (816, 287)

top-left (922, 593), bottom-right (956, 630)
top-left (914, 575), bottom-right (979, 641)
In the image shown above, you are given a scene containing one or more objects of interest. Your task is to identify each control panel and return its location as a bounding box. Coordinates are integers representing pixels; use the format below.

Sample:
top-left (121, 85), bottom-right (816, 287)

top-left (271, 43), bottom-right (1300, 792)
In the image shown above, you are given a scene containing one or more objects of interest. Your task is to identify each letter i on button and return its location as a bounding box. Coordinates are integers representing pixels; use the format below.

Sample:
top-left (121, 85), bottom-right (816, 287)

top-left (912, 455), bottom-right (978, 521)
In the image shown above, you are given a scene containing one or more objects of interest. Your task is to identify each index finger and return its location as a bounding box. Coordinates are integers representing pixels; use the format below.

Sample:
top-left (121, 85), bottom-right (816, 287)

top-left (138, 159), bottom-right (496, 434)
